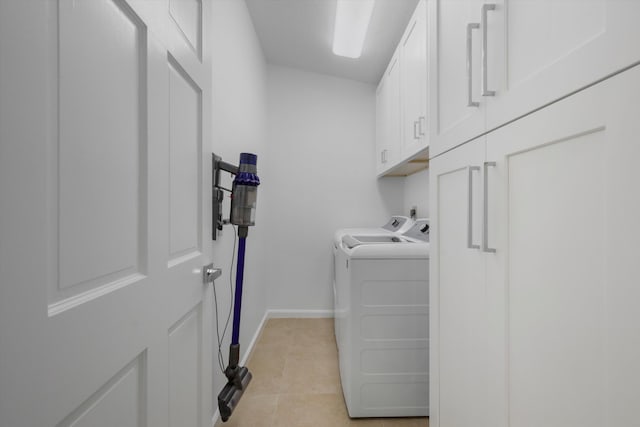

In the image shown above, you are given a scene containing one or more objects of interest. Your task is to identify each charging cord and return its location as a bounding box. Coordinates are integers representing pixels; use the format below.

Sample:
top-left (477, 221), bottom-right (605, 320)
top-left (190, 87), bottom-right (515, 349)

top-left (212, 225), bottom-right (238, 374)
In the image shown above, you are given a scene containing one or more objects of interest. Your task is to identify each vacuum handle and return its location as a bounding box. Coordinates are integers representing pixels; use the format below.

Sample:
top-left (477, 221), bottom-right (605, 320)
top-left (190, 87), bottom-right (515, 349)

top-left (231, 236), bottom-right (247, 346)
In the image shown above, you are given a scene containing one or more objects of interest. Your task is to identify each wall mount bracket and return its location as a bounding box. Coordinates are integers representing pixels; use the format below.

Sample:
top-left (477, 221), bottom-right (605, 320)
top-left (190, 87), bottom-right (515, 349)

top-left (212, 153), bottom-right (239, 240)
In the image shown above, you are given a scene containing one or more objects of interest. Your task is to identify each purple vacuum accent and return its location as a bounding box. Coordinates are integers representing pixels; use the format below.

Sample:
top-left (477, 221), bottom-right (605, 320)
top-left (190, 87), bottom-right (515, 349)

top-left (231, 237), bottom-right (246, 346)
top-left (239, 152), bottom-right (257, 165)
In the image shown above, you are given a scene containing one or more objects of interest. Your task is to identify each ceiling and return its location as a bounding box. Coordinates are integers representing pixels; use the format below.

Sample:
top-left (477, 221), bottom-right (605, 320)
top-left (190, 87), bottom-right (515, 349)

top-left (245, 0), bottom-right (420, 84)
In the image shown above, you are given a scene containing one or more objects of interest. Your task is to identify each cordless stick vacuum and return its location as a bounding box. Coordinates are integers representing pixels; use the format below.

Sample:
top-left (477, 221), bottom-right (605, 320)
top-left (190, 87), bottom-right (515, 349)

top-left (213, 153), bottom-right (260, 423)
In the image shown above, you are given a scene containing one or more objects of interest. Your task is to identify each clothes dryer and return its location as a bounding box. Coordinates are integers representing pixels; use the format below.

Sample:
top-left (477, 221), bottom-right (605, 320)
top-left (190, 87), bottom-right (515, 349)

top-left (335, 219), bottom-right (429, 418)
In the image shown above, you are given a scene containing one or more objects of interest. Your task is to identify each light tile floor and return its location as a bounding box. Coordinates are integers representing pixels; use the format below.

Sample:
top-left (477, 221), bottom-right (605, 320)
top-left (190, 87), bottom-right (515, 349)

top-left (216, 318), bottom-right (429, 427)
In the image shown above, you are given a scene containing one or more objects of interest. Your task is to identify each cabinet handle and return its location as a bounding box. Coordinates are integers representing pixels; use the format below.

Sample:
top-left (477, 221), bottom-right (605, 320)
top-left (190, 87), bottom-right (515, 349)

top-left (467, 166), bottom-right (481, 249)
top-left (413, 120), bottom-right (419, 139)
top-left (483, 161), bottom-right (497, 253)
top-left (466, 23), bottom-right (480, 107)
top-left (418, 116), bottom-right (426, 136)
top-left (381, 149), bottom-right (387, 164)
top-left (481, 4), bottom-right (496, 97)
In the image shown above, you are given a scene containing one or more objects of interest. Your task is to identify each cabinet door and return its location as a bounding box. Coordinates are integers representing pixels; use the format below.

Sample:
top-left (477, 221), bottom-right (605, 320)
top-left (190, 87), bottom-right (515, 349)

top-left (485, 64), bottom-right (640, 427)
top-left (429, 139), bottom-right (487, 427)
top-left (375, 78), bottom-right (388, 175)
top-left (486, 0), bottom-right (640, 131)
top-left (378, 52), bottom-right (402, 175)
top-left (401, 0), bottom-right (428, 158)
top-left (429, 0), bottom-right (486, 157)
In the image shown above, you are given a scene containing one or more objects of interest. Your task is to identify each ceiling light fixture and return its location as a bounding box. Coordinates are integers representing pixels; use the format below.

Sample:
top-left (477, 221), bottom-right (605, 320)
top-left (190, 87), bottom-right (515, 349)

top-left (332, 0), bottom-right (375, 59)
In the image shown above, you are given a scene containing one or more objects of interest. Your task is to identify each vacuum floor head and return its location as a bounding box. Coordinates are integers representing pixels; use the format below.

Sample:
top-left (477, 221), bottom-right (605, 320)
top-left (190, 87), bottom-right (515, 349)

top-left (217, 366), bottom-right (252, 422)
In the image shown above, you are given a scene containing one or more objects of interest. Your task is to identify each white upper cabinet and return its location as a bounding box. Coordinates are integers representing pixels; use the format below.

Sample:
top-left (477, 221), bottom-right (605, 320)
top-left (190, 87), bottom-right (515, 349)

top-left (401, 0), bottom-right (428, 158)
top-left (486, 0), bottom-right (640, 130)
top-left (375, 77), bottom-right (387, 174)
top-left (376, 0), bottom-right (428, 177)
top-left (429, 0), bottom-right (640, 157)
top-left (376, 51), bottom-right (402, 175)
top-left (428, 0), bottom-right (486, 156)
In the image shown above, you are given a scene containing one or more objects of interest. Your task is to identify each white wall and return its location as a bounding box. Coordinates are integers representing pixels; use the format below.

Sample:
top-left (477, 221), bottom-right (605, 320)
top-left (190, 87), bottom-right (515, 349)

top-left (208, 0), bottom-right (427, 354)
top-left (210, 0), bottom-right (268, 399)
top-left (264, 64), bottom-right (404, 313)
top-left (403, 167), bottom-right (430, 219)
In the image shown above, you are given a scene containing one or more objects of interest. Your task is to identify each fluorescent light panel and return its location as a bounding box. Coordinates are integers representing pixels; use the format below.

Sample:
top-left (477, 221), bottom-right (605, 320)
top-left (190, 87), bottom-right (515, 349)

top-left (332, 0), bottom-right (375, 59)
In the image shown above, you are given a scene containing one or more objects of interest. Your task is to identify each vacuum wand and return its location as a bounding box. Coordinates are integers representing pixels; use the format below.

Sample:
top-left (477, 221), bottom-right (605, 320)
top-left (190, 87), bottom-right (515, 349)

top-left (216, 153), bottom-right (259, 423)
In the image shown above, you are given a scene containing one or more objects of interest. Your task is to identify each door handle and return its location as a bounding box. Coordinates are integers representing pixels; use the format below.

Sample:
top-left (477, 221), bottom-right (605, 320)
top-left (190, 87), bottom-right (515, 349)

top-left (482, 161), bottom-right (497, 253)
top-left (481, 3), bottom-right (496, 97)
top-left (203, 263), bottom-right (222, 284)
top-left (467, 166), bottom-right (481, 249)
top-left (466, 23), bottom-right (480, 107)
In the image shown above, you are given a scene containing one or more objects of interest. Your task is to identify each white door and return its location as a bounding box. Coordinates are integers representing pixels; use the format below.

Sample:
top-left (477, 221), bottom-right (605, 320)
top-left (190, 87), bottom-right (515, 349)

top-left (486, 0), bottom-right (640, 130)
top-left (485, 64), bottom-right (640, 427)
top-left (429, 138), bottom-right (487, 427)
top-left (428, 0), bottom-right (486, 157)
top-left (0, 1), bottom-right (213, 427)
top-left (400, 0), bottom-right (428, 158)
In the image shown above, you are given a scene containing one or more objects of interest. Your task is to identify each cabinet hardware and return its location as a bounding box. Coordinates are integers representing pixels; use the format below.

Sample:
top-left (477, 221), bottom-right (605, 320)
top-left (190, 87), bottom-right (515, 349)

top-left (467, 166), bottom-right (481, 249)
top-left (481, 4), bottom-right (496, 97)
top-left (482, 161), bottom-right (497, 253)
top-left (467, 23), bottom-right (480, 107)
top-left (414, 120), bottom-right (420, 139)
top-left (418, 116), bottom-right (426, 136)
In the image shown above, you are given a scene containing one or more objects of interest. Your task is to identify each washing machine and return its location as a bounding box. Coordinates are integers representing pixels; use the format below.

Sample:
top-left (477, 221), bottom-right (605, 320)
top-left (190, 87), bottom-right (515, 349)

top-left (332, 216), bottom-right (414, 343)
top-left (333, 215), bottom-right (414, 247)
top-left (334, 219), bottom-right (429, 418)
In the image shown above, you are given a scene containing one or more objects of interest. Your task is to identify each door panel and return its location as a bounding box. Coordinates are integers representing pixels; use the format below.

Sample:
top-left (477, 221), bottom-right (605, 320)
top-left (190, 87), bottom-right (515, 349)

top-left (375, 80), bottom-right (387, 174)
top-left (487, 0), bottom-right (640, 130)
top-left (168, 56), bottom-right (202, 264)
top-left (429, 0), bottom-right (486, 156)
top-left (55, 354), bottom-right (146, 427)
top-left (486, 64), bottom-right (640, 427)
top-left (169, 0), bottom-right (202, 59)
top-left (401, 0), bottom-right (427, 157)
top-left (56, 0), bottom-right (146, 303)
top-left (169, 305), bottom-right (202, 427)
top-left (509, 131), bottom-right (605, 427)
top-left (0, 1), bottom-right (213, 426)
top-left (505, 0), bottom-right (605, 87)
top-left (386, 54), bottom-right (402, 167)
top-left (429, 139), bottom-right (486, 427)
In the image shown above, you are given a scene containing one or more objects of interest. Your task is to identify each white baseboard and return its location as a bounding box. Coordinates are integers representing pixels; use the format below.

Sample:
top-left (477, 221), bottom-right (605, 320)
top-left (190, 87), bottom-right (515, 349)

top-left (240, 310), bottom-right (269, 366)
top-left (266, 309), bottom-right (334, 319)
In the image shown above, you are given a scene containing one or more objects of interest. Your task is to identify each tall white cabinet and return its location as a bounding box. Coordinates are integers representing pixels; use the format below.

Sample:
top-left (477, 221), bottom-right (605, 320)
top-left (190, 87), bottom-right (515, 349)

top-left (429, 140), bottom-right (487, 427)
top-left (431, 63), bottom-right (640, 427)
top-left (429, 1), bottom-right (640, 426)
